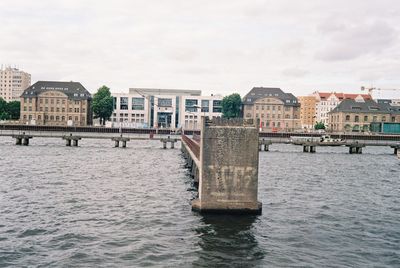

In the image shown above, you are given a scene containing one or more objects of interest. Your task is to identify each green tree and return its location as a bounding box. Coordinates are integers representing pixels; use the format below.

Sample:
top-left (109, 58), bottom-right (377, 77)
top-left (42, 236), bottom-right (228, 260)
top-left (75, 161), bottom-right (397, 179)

top-left (92, 85), bottom-right (114, 125)
top-left (314, 121), bottom-right (326, 130)
top-left (7, 101), bottom-right (20, 120)
top-left (221, 93), bottom-right (242, 119)
top-left (0, 97), bottom-right (10, 120)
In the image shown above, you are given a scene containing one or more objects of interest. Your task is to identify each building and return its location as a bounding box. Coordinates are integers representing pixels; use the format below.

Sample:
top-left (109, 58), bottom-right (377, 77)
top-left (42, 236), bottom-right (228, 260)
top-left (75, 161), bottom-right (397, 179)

top-left (328, 99), bottom-right (400, 132)
top-left (109, 88), bottom-right (222, 129)
top-left (20, 81), bottom-right (92, 126)
top-left (180, 95), bottom-right (223, 129)
top-left (0, 66), bottom-right (31, 101)
top-left (242, 87), bottom-right (300, 131)
top-left (313, 92), bottom-right (372, 127)
top-left (298, 96), bottom-right (317, 130)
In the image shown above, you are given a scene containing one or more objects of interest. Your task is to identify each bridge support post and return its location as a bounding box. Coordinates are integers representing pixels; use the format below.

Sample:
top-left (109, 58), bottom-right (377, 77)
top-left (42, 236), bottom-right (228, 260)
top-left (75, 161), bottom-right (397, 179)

top-left (171, 141), bottom-right (175, 149)
top-left (66, 139), bottom-right (71, 146)
top-left (16, 137), bottom-right (22, 145)
top-left (258, 144), bottom-right (262, 151)
top-left (394, 148), bottom-right (398, 155)
top-left (192, 118), bottom-right (262, 215)
top-left (356, 147), bottom-right (362, 154)
top-left (22, 137), bottom-right (30, 146)
top-left (122, 140), bottom-right (127, 148)
top-left (303, 145), bottom-right (309, 152)
top-left (163, 141), bottom-right (167, 149)
top-left (349, 147), bottom-right (355, 154)
top-left (264, 144), bottom-right (269, 151)
top-left (73, 139), bottom-right (79, 147)
top-left (114, 140), bottom-right (119, 147)
top-left (309, 146), bottom-right (316, 153)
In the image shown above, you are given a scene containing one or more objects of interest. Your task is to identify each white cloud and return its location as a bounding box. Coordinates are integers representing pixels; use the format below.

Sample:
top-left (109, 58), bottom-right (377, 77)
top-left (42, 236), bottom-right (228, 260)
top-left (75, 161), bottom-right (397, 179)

top-left (1, 0), bottom-right (400, 97)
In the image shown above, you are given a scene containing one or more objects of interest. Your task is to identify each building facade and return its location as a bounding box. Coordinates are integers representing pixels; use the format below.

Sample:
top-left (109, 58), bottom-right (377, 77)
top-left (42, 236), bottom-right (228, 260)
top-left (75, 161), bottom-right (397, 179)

top-left (298, 96), bottom-right (317, 130)
top-left (314, 92), bottom-right (372, 127)
top-left (0, 66), bottom-right (31, 101)
top-left (20, 81), bottom-right (92, 126)
top-left (109, 88), bottom-right (222, 129)
top-left (328, 99), bottom-right (400, 132)
top-left (180, 95), bottom-right (223, 129)
top-left (243, 87), bottom-right (301, 131)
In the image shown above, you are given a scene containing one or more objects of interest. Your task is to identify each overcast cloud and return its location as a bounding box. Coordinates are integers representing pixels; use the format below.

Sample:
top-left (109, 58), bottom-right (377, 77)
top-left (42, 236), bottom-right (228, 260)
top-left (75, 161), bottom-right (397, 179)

top-left (1, 0), bottom-right (400, 98)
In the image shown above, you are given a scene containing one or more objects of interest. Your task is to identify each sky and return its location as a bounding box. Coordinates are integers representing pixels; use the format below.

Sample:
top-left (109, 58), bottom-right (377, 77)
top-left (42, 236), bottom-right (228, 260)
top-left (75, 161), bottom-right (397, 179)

top-left (1, 0), bottom-right (400, 98)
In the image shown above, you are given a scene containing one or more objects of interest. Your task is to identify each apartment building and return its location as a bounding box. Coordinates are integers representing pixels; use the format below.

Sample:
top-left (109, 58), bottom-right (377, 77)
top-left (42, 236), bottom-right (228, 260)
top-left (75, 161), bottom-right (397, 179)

top-left (0, 66), bottom-right (31, 101)
top-left (20, 81), bottom-right (92, 126)
top-left (328, 99), bottom-right (400, 132)
top-left (313, 92), bottom-right (372, 127)
top-left (242, 87), bottom-right (301, 131)
top-left (298, 96), bottom-right (317, 129)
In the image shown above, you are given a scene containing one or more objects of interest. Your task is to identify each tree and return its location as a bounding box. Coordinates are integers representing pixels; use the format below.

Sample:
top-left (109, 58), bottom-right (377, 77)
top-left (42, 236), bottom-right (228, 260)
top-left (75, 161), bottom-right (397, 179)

top-left (92, 86), bottom-right (114, 125)
top-left (7, 101), bottom-right (20, 120)
top-left (314, 121), bottom-right (326, 130)
top-left (0, 97), bottom-right (10, 120)
top-left (221, 93), bottom-right (242, 119)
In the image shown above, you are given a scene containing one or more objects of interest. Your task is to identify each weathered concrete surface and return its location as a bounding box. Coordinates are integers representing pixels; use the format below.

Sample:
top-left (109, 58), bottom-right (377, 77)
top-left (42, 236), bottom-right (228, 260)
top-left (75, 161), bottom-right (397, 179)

top-left (192, 118), bottom-right (262, 214)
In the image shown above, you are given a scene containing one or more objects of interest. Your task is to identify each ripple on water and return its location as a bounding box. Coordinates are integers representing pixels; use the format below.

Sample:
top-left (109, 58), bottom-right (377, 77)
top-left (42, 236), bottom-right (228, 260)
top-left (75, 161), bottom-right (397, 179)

top-left (0, 138), bottom-right (399, 267)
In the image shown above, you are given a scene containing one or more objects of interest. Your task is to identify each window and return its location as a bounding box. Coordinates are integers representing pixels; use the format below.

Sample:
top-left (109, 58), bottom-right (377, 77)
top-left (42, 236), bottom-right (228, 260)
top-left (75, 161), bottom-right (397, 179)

top-left (382, 116), bottom-right (386, 122)
top-left (132, 97), bottom-right (145, 110)
top-left (364, 116), bottom-right (368, 122)
top-left (213, 100), bottom-right (222, 113)
top-left (201, 100), bottom-right (209, 113)
top-left (345, 115), bottom-right (350, 121)
top-left (158, 98), bottom-right (172, 107)
top-left (373, 116), bottom-right (377, 122)
top-left (392, 116), bottom-right (396, 123)
top-left (355, 115), bottom-right (359, 122)
top-left (185, 99), bottom-right (198, 112)
top-left (120, 97), bottom-right (128, 110)
top-left (113, 97), bottom-right (117, 109)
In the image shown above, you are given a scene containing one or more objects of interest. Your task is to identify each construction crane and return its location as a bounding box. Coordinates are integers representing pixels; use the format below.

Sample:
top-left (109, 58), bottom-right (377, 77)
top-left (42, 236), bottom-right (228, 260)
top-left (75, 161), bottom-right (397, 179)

top-left (361, 86), bottom-right (400, 95)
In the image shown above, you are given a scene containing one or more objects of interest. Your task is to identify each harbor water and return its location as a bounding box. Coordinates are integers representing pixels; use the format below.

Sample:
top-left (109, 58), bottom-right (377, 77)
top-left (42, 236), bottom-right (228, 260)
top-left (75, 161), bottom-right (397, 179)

top-left (0, 137), bottom-right (399, 267)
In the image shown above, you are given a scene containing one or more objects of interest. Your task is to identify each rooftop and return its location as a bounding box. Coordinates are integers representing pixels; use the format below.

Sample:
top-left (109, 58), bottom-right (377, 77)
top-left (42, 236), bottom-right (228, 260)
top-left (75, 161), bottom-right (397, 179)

top-left (21, 81), bottom-right (91, 100)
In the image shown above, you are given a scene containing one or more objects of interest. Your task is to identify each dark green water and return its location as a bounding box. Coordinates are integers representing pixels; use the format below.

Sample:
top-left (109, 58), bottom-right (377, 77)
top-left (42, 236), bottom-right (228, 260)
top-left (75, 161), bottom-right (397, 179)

top-left (0, 137), bottom-right (399, 267)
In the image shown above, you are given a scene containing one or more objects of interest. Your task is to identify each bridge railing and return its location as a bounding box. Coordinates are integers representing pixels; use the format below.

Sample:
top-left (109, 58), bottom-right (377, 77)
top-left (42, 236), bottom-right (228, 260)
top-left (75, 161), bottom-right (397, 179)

top-left (182, 134), bottom-right (200, 160)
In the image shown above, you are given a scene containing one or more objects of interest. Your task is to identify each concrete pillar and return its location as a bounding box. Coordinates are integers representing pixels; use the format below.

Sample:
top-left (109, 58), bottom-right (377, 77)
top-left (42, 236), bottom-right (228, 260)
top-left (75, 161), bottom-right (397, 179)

top-left (349, 147), bottom-right (355, 154)
top-left (356, 147), bottom-right (362, 154)
top-left (192, 118), bottom-right (262, 214)
top-left (66, 139), bottom-right (71, 146)
top-left (310, 146), bottom-right (316, 153)
top-left (171, 141), bottom-right (175, 149)
top-left (163, 141), bottom-right (167, 149)
top-left (122, 140), bottom-right (127, 148)
top-left (16, 137), bottom-right (22, 145)
top-left (73, 139), bottom-right (79, 147)
top-left (114, 140), bottom-right (119, 147)
top-left (264, 145), bottom-right (269, 152)
top-left (303, 145), bottom-right (309, 152)
top-left (394, 148), bottom-right (398, 155)
top-left (22, 137), bottom-right (29, 146)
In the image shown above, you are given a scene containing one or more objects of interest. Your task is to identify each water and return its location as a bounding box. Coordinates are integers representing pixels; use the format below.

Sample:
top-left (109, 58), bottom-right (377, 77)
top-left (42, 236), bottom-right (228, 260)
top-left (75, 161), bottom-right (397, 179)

top-left (0, 137), bottom-right (399, 267)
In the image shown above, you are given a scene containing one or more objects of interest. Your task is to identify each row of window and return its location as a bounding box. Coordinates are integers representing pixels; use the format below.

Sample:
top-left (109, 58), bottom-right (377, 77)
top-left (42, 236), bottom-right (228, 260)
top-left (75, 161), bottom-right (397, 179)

top-left (115, 97), bottom-right (145, 110)
top-left (23, 114), bottom-right (84, 122)
top-left (112, 113), bottom-right (145, 117)
top-left (24, 98), bottom-right (81, 105)
top-left (252, 113), bottom-right (297, 119)
top-left (335, 114), bottom-right (396, 123)
top-left (112, 118), bottom-right (145, 123)
top-left (23, 107), bottom-right (85, 113)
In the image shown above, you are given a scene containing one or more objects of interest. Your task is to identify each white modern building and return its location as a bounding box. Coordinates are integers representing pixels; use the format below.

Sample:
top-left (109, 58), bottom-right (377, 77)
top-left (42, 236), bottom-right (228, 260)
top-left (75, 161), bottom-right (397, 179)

top-left (109, 88), bottom-right (223, 129)
top-left (180, 95), bottom-right (223, 129)
top-left (0, 66), bottom-right (31, 101)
